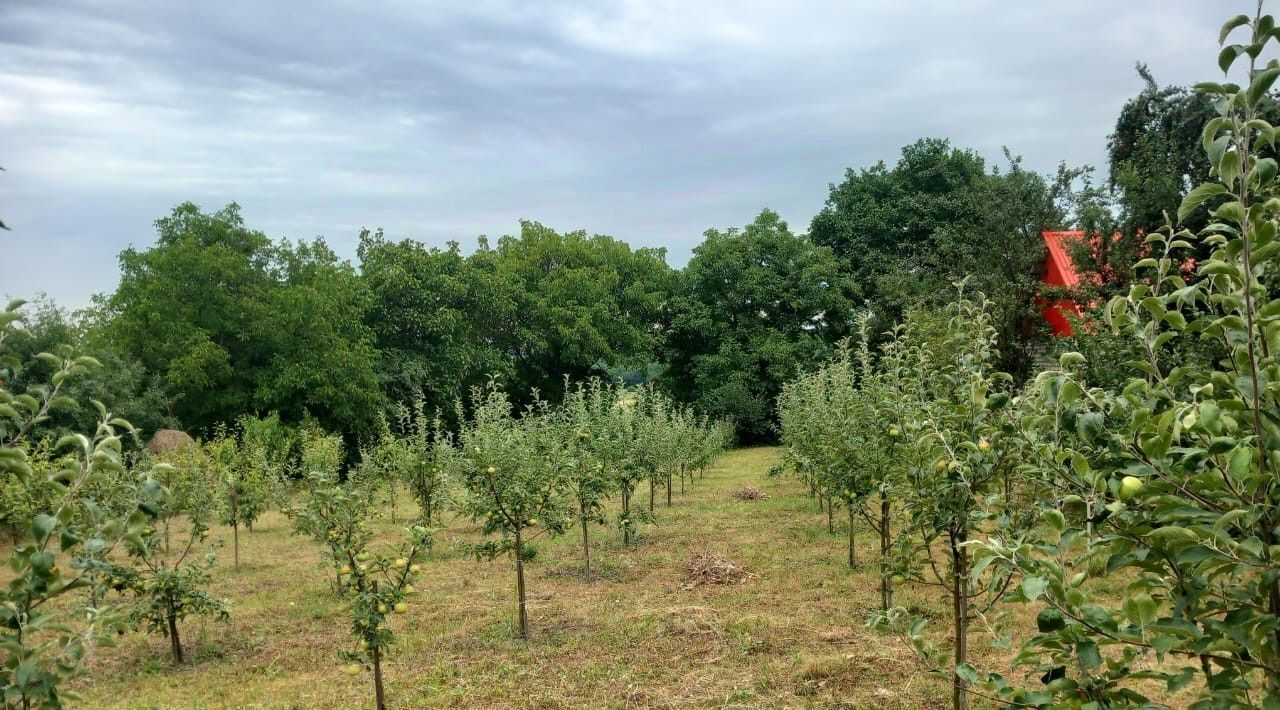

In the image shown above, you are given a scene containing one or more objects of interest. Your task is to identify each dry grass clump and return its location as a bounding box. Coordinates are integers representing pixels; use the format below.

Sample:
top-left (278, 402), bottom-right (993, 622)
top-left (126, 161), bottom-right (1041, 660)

top-left (731, 486), bottom-right (768, 501)
top-left (683, 551), bottom-right (752, 588)
top-left (147, 428), bottom-right (194, 455)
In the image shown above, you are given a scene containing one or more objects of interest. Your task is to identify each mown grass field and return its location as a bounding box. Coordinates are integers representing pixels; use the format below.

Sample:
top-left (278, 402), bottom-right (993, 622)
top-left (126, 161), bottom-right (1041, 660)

top-left (70, 447), bottom-right (1023, 708)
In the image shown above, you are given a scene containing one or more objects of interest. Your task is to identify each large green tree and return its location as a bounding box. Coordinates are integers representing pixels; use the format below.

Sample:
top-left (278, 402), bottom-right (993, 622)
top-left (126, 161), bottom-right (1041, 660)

top-left (102, 202), bottom-right (383, 439)
top-left (809, 138), bottom-right (1063, 375)
top-left (662, 209), bottom-right (855, 441)
top-left (357, 231), bottom-right (499, 420)
top-left (472, 221), bottom-right (673, 403)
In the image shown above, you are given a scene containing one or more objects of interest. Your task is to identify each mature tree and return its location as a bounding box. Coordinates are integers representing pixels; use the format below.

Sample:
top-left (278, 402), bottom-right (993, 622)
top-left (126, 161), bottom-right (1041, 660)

top-left (360, 221), bottom-right (670, 413)
top-left (472, 221), bottom-right (673, 403)
top-left (358, 232), bottom-right (502, 419)
top-left (102, 202), bottom-right (383, 439)
top-left (663, 209), bottom-right (855, 441)
top-left (809, 139), bottom-right (1063, 375)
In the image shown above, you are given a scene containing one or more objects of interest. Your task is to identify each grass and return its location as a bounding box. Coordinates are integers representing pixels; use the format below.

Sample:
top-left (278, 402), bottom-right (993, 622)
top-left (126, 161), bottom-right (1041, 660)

top-left (67, 447), bottom-right (1047, 707)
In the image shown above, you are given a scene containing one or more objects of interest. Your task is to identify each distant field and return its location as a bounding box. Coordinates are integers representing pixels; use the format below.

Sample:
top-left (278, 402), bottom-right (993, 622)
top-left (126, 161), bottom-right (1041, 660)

top-left (71, 447), bottom-right (1023, 708)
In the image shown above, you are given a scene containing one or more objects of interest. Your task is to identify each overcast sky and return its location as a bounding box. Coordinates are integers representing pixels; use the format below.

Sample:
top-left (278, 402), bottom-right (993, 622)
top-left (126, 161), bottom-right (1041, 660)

top-left (0, 1), bottom-right (1232, 307)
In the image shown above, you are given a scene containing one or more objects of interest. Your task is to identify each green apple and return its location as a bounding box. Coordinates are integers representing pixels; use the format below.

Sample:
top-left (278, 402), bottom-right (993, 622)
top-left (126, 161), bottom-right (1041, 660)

top-left (1118, 476), bottom-right (1145, 501)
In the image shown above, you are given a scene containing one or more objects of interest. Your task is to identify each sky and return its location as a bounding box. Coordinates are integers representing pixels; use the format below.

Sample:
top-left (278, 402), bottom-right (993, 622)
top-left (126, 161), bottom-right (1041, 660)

top-left (0, 1), bottom-right (1233, 308)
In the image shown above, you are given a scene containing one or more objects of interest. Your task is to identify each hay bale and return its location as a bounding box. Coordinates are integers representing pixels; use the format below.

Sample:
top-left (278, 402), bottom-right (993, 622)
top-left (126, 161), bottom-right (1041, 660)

top-left (148, 429), bottom-right (194, 455)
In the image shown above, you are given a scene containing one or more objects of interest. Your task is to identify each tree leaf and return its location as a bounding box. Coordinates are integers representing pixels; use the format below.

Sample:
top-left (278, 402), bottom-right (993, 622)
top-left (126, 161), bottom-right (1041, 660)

top-left (1179, 183), bottom-right (1228, 223)
top-left (1221, 14), bottom-right (1251, 45)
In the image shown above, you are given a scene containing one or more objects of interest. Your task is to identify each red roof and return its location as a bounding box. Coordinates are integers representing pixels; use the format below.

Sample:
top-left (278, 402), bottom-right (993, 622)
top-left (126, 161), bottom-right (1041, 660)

top-left (1042, 230), bottom-right (1083, 288)
top-left (1040, 230), bottom-right (1085, 336)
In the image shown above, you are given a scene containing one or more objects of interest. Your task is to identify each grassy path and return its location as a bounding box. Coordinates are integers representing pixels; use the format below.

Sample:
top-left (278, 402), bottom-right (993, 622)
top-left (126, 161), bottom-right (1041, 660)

top-left (75, 447), bottom-right (958, 708)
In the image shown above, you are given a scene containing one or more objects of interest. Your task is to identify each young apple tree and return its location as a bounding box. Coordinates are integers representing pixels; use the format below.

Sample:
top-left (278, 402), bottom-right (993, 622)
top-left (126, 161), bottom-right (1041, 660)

top-left (558, 378), bottom-right (620, 581)
top-left (974, 8), bottom-right (1280, 705)
top-left (113, 467), bottom-right (230, 665)
top-left (874, 290), bottom-right (1020, 710)
top-left (0, 301), bottom-right (141, 705)
top-left (454, 383), bottom-right (569, 638)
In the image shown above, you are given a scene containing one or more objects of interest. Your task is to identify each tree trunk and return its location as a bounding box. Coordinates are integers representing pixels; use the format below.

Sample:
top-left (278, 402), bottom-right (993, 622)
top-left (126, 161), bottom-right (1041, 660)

top-left (666, 475), bottom-right (672, 507)
top-left (880, 492), bottom-right (892, 611)
top-left (827, 498), bottom-right (834, 533)
top-left (622, 490), bottom-right (631, 545)
top-left (372, 630), bottom-right (386, 709)
top-left (581, 515), bottom-right (592, 582)
top-left (514, 528), bottom-right (528, 639)
top-left (847, 504), bottom-right (857, 568)
top-left (649, 479), bottom-right (655, 512)
top-left (168, 610), bottom-right (184, 665)
top-left (233, 519), bottom-right (240, 572)
top-left (950, 530), bottom-right (969, 710)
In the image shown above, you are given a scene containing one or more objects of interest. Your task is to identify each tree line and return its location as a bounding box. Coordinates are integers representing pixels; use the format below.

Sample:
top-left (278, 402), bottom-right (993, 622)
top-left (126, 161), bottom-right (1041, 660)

top-left (12, 67), bottom-right (1238, 447)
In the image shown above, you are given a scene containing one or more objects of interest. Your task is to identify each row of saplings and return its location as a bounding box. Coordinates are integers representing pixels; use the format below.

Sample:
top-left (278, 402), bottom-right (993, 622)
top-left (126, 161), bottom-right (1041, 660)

top-left (777, 9), bottom-right (1280, 707)
top-left (0, 316), bottom-right (731, 710)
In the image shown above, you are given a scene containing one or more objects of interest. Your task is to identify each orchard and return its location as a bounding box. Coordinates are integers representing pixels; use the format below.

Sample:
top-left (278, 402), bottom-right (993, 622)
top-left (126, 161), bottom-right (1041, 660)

top-left (5, 2), bottom-right (1280, 707)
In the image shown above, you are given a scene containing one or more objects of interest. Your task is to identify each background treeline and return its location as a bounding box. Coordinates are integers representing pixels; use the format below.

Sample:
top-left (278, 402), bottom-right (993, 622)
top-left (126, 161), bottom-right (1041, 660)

top-left (11, 68), bottom-right (1233, 446)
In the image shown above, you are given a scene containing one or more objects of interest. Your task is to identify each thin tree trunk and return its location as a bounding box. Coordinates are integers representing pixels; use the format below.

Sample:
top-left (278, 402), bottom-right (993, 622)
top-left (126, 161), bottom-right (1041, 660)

top-left (622, 490), bottom-right (631, 545)
top-left (827, 498), bottom-right (834, 533)
top-left (581, 515), bottom-right (592, 582)
top-left (847, 504), bottom-right (857, 568)
top-left (168, 610), bottom-right (184, 665)
top-left (950, 530), bottom-right (969, 710)
top-left (515, 528), bottom-right (528, 639)
top-left (373, 605), bottom-right (386, 709)
top-left (880, 492), bottom-right (892, 610)
top-left (649, 479), bottom-right (655, 512)
top-left (666, 475), bottom-right (672, 507)
top-left (233, 519), bottom-right (240, 572)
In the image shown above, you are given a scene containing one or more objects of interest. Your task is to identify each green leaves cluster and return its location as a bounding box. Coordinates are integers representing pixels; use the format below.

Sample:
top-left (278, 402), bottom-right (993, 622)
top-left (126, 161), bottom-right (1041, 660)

top-left (0, 300), bottom-right (148, 705)
top-left (971, 8), bottom-right (1280, 706)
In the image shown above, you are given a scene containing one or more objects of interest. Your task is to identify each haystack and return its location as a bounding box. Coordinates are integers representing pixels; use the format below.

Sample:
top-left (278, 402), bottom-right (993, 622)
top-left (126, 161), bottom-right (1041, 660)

top-left (148, 429), bottom-right (195, 455)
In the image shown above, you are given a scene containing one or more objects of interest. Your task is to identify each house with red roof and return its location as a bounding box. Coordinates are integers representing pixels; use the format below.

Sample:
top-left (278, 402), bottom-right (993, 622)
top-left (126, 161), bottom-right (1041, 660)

top-left (1040, 230), bottom-right (1085, 336)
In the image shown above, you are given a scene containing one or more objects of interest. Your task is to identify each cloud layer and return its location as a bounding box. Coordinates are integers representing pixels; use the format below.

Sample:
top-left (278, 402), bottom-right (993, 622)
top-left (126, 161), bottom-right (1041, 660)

top-left (0, 0), bottom-right (1229, 306)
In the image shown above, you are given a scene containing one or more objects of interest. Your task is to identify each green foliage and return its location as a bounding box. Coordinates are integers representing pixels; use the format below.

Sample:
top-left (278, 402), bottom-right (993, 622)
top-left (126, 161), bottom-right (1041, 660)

top-left (113, 469), bottom-right (229, 665)
top-left (663, 209), bottom-right (856, 441)
top-left (359, 222), bottom-right (672, 417)
top-left (777, 314), bottom-right (902, 580)
top-left (287, 470), bottom-right (376, 590)
top-left (809, 140), bottom-right (1065, 377)
top-left (0, 299), bottom-right (145, 706)
top-left (454, 383), bottom-right (570, 638)
top-left (355, 403), bottom-right (455, 526)
top-left (557, 379), bottom-right (619, 579)
top-left (300, 426), bottom-right (343, 481)
top-left (101, 202), bottom-right (385, 440)
top-left (975, 8), bottom-right (1280, 706)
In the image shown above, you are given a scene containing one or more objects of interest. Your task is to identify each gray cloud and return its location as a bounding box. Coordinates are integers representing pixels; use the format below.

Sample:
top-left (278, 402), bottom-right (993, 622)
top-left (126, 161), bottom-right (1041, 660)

top-left (0, 0), bottom-right (1232, 306)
